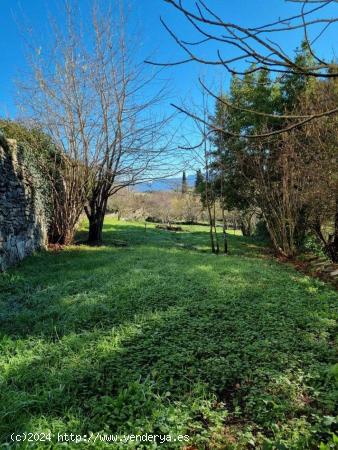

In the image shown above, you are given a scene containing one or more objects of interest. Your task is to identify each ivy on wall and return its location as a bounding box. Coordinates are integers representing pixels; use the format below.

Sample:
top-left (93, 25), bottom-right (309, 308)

top-left (0, 121), bottom-right (58, 233)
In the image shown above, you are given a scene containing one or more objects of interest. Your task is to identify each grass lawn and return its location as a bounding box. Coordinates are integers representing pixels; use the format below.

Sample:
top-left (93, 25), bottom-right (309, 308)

top-left (0, 218), bottom-right (337, 449)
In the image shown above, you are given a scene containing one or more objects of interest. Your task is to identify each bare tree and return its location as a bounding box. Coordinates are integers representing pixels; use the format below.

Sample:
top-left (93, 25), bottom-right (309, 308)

top-left (298, 80), bottom-right (338, 261)
top-left (148, 0), bottom-right (338, 137)
top-left (20, 0), bottom-right (175, 244)
top-left (181, 90), bottom-right (222, 253)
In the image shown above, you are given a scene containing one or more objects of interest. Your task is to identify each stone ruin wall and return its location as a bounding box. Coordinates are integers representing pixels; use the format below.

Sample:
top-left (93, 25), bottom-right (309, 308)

top-left (0, 137), bottom-right (47, 271)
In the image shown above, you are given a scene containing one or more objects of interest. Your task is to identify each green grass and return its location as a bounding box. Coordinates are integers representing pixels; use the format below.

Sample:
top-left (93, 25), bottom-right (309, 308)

top-left (0, 218), bottom-right (337, 449)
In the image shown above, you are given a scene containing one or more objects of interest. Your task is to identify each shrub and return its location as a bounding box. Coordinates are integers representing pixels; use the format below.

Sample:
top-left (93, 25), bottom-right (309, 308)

top-left (254, 220), bottom-right (271, 243)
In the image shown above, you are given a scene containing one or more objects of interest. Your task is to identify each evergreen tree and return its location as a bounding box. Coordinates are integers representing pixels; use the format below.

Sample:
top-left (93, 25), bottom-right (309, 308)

top-left (209, 41), bottom-right (329, 256)
top-left (194, 169), bottom-right (204, 193)
top-left (181, 170), bottom-right (188, 194)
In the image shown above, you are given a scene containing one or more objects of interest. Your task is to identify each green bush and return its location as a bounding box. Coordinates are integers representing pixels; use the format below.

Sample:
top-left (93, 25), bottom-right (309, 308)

top-left (302, 233), bottom-right (326, 258)
top-left (254, 220), bottom-right (271, 243)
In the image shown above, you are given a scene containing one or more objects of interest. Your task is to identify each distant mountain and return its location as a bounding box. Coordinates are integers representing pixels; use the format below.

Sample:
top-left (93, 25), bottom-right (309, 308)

top-left (135, 174), bottom-right (196, 192)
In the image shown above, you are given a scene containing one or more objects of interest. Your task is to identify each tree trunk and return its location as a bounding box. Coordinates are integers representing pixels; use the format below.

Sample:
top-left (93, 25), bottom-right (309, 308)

top-left (240, 212), bottom-right (254, 237)
top-left (312, 199), bottom-right (338, 263)
top-left (86, 198), bottom-right (107, 245)
top-left (213, 202), bottom-right (220, 254)
top-left (88, 213), bottom-right (104, 244)
top-left (240, 222), bottom-right (250, 237)
top-left (326, 198), bottom-right (338, 263)
top-left (206, 202), bottom-right (216, 253)
top-left (48, 229), bottom-right (75, 246)
top-left (221, 207), bottom-right (228, 254)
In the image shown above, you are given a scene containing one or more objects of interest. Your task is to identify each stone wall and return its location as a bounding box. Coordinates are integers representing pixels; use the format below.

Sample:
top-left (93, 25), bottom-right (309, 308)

top-left (0, 137), bottom-right (47, 271)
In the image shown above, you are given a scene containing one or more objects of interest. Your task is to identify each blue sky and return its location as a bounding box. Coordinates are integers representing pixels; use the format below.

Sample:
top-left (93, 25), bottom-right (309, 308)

top-left (0, 0), bottom-right (337, 168)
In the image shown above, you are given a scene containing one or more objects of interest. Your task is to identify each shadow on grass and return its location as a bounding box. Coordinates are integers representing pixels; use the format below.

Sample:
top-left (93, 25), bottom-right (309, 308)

top-left (0, 221), bottom-right (337, 447)
top-left (77, 221), bottom-right (266, 258)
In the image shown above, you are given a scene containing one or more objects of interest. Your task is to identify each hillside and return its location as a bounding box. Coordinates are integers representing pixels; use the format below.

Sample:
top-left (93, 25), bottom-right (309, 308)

top-left (135, 174), bottom-right (196, 192)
